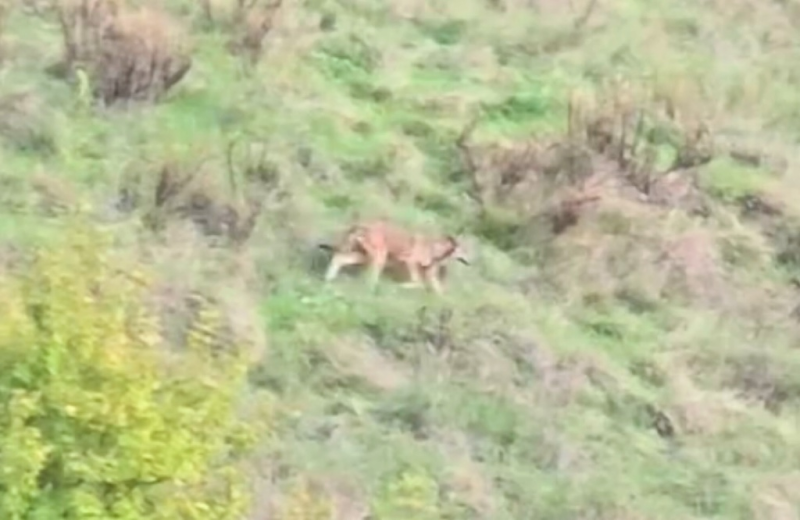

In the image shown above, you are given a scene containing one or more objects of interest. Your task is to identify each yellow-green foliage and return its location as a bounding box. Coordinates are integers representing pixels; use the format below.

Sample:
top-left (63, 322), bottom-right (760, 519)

top-left (371, 470), bottom-right (442, 520)
top-left (0, 226), bottom-right (253, 520)
top-left (277, 478), bottom-right (333, 520)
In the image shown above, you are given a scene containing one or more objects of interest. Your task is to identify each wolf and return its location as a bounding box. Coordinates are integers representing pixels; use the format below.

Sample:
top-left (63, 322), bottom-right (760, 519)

top-left (318, 219), bottom-right (470, 294)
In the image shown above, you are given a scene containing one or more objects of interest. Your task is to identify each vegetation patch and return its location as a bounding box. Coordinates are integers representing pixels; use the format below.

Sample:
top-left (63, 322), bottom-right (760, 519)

top-left (0, 0), bottom-right (799, 518)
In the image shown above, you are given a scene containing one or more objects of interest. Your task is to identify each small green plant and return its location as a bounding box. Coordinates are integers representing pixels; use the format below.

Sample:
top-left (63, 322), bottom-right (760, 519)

top-left (371, 469), bottom-right (442, 520)
top-left (0, 224), bottom-right (254, 519)
top-left (698, 156), bottom-right (769, 202)
top-left (73, 66), bottom-right (92, 111)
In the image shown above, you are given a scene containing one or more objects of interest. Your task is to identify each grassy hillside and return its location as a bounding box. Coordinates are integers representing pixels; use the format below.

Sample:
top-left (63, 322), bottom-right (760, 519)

top-left (2, 0), bottom-right (800, 518)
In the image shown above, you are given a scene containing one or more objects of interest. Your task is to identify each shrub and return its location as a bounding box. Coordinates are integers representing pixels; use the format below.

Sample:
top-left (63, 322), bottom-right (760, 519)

top-left (0, 225), bottom-right (254, 519)
top-left (57, 0), bottom-right (192, 106)
top-left (120, 140), bottom-right (276, 247)
top-left (197, 0), bottom-right (283, 66)
top-left (229, 0), bottom-right (284, 66)
top-left (57, 0), bottom-right (119, 71)
top-left (371, 469), bottom-right (442, 520)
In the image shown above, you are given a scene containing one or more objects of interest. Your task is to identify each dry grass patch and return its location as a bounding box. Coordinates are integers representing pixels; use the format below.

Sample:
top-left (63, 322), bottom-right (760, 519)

top-left (30, 170), bottom-right (82, 216)
top-left (57, 0), bottom-right (191, 106)
top-left (0, 91), bottom-right (55, 154)
top-left (664, 369), bottom-right (744, 437)
top-left (751, 473), bottom-right (800, 520)
top-left (533, 196), bottom-right (750, 312)
top-left (326, 335), bottom-right (411, 392)
top-left (433, 430), bottom-right (499, 517)
top-left (0, 0), bottom-right (8, 64)
top-left (658, 229), bottom-right (725, 303)
top-left (140, 224), bottom-right (267, 364)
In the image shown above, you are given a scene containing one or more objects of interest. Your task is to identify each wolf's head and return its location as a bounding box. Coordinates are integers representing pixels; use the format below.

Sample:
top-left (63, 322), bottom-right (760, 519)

top-left (433, 235), bottom-right (470, 265)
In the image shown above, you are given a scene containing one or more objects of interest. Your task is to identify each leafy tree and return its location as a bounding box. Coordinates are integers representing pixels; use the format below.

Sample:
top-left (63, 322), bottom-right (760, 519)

top-left (0, 226), bottom-right (254, 520)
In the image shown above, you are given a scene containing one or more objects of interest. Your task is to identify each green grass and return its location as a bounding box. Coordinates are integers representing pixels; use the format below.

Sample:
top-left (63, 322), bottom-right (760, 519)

top-left (3, 0), bottom-right (800, 518)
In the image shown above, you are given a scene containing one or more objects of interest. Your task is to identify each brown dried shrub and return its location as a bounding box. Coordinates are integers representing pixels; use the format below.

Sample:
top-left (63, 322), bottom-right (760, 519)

top-left (228, 0), bottom-right (283, 65)
top-left (458, 79), bottom-right (715, 248)
top-left (141, 160), bottom-right (264, 247)
top-left (200, 0), bottom-right (282, 65)
top-left (57, 0), bottom-right (192, 106)
top-left (457, 111), bottom-right (600, 241)
top-left (457, 113), bottom-right (594, 213)
top-left (569, 79), bottom-right (715, 197)
top-left (57, 0), bottom-right (120, 72)
top-left (119, 139), bottom-right (281, 248)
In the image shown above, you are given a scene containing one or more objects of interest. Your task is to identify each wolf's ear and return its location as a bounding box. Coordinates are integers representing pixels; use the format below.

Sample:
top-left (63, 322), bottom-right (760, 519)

top-left (453, 224), bottom-right (468, 241)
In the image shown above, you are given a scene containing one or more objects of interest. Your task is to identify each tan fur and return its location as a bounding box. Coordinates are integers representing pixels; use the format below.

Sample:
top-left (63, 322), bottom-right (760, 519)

top-left (321, 219), bottom-right (470, 294)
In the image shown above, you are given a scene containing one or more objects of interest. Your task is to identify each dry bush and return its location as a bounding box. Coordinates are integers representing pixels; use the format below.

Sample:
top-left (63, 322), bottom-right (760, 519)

top-left (118, 139), bottom-right (281, 248)
top-left (230, 0), bottom-right (283, 64)
top-left (201, 0), bottom-right (283, 65)
top-left (457, 110), bottom-right (603, 241)
top-left (57, 0), bottom-right (120, 71)
top-left (458, 79), bottom-right (716, 245)
top-left (458, 113), bottom-right (596, 208)
top-left (143, 160), bottom-right (264, 246)
top-left (568, 79), bottom-right (715, 199)
top-left (57, 0), bottom-right (192, 106)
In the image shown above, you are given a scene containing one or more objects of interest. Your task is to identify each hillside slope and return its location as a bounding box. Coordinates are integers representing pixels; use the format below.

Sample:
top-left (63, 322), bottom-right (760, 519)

top-left (2, 0), bottom-right (800, 518)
